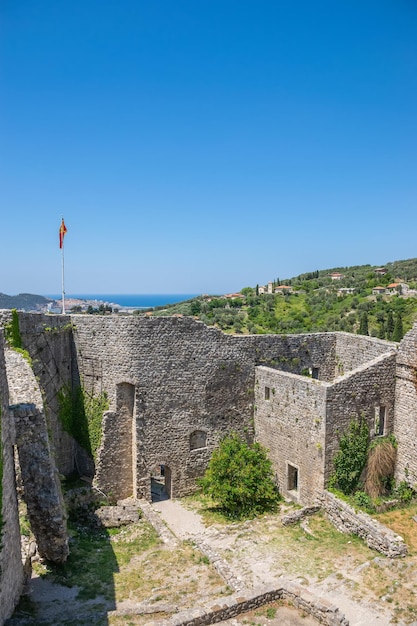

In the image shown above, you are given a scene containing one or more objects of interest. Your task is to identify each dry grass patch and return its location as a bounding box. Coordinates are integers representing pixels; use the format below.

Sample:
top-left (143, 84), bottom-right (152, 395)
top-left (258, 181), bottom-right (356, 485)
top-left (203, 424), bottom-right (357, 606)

top-left (228, 512), bottom-right (374, 582)
top-left (373, 502), bottom-right (417, 554)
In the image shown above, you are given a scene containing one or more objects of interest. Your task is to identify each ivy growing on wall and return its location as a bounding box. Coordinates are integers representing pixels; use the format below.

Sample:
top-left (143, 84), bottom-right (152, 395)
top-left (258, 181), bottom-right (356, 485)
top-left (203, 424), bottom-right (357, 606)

top-left (4, 309), bottom-right (32, 364)
top-left (5, 308), bottom-right (21, 347)
top-left (58, 385), bottom-right (109, 461)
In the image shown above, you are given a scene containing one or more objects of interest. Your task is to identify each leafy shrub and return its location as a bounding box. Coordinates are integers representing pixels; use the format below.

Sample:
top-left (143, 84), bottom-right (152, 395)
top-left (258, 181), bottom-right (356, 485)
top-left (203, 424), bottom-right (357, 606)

top-left (198, 433), bottom-right (280, 519)
top-left (395, 480), bottom-right (414, 504)
top-left (352, 491), bottom-right (372, 511)
top-left (330, 419), bottom-right (369, 495)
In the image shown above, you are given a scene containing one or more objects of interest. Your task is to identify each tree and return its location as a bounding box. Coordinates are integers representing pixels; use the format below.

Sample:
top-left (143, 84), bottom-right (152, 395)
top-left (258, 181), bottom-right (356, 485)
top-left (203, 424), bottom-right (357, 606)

top-left (330, 419), bottom-right (369, 495)
top-left (392, 313), bottom-right (404, 342)
top-left (198, 433), bottom-right (280, 519)
top-left (190, 300), bottom-right (201, 315)
top-left (386, 310), bottom-right (394, 340)
top-left (358, 312), bottom-right (369, 336)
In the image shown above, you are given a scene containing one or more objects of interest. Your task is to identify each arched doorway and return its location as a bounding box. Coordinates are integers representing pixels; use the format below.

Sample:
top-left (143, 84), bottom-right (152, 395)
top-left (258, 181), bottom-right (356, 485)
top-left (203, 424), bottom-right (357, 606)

top-left (151, 464), bottom-right (172, 502)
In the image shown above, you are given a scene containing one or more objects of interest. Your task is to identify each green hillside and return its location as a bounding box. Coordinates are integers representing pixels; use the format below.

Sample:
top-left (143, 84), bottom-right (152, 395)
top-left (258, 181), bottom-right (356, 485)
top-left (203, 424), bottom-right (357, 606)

top-left (0, 293), bottom-right (52, 311)
top-left (136, 258), bottom-right (417, 341)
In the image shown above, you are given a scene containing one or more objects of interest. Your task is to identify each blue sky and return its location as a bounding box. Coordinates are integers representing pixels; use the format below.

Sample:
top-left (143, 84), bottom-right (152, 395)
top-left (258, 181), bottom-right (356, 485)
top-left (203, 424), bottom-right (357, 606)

top-left (1, 1), bottom-right (416, 295)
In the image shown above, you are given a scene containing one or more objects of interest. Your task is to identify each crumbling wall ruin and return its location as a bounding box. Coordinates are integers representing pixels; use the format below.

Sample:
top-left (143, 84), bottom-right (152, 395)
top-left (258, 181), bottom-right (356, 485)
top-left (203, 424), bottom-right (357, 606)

top-left (0, 332), bottom-right (25, 625)
top-left (5, 347), bottom-right (68, 563)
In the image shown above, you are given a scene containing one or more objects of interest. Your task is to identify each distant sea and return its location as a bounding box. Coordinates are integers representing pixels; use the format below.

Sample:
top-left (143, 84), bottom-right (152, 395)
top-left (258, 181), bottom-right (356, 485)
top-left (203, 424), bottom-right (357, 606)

top-left (45, 294), bottom-right (199, 309)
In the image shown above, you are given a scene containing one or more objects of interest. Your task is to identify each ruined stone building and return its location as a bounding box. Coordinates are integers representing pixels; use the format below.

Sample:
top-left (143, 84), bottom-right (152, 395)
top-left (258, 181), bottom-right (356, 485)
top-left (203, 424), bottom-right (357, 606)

top-left (0, 311), bottom-right (417, 622)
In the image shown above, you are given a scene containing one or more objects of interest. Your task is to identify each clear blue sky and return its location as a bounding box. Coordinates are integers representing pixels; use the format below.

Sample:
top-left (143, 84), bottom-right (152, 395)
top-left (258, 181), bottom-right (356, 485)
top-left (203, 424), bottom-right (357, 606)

top-left (1, 1), bottom-right (416, 295)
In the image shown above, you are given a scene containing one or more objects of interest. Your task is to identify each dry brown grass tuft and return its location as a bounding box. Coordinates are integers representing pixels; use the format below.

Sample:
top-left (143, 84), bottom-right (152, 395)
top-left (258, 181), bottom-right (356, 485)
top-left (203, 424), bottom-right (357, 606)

top-left (364, 439), bottom-right (396, 499)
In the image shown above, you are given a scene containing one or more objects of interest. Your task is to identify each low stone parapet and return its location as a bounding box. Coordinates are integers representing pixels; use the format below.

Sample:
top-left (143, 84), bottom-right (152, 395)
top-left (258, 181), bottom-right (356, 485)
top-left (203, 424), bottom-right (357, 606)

top-left (281, 505), bottom-right (320, 526)
top-left (137, 583), bottom-right (348, 625)
top-left (317, 490), bottom-right (407, 558)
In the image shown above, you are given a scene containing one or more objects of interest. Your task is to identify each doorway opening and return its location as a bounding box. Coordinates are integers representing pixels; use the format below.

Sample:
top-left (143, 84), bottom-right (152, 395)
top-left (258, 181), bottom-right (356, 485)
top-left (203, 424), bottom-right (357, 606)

top-left (151, 464), bottom-right (172, 502)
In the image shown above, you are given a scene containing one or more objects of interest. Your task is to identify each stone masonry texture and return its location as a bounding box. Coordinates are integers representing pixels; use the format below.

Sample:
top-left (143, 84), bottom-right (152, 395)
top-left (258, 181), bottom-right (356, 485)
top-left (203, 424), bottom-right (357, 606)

top-left (0, 310), bottom-right (416, 623)
top-left (0, 332), bottom-right (25, 626)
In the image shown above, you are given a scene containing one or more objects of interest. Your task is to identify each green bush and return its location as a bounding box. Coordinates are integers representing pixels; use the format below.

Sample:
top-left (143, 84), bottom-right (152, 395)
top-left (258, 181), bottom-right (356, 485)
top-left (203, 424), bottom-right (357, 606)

top-left (198, 432), bottom-right (280, 519)
top-left (4, 309), bottom-right (22, 348)
top-left (395, 480), bottom-right (414, 504)
top-left (330, 418), bottom-right (369, 495)
top-left (352, 490), bottom-right (372, 511)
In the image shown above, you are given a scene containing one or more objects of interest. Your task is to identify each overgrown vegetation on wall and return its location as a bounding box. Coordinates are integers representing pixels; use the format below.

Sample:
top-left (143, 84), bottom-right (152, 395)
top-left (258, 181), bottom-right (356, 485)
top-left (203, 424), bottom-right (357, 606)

top-left (58, 385), bottom-right (109, 461)
top-left (198, 432), bottom-right (280, 519)
top-left (4, 309), bottom-right (31, 364)
top-left (329, 419), bottom-right (413, 512)
top-left (329, 419), bottom-right (369, 495)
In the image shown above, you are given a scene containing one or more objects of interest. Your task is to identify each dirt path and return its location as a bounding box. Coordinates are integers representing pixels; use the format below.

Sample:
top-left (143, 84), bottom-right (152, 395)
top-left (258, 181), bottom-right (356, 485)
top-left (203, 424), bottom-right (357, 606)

top-left (152, 499), bottom-right (395, 626)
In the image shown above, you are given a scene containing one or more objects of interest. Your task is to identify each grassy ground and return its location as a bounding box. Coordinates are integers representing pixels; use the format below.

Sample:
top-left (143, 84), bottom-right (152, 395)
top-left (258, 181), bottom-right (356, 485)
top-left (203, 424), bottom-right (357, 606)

top-left (183, 493), bottom-right (417, 624)
top-left (8, 497), bottom-right (417, 625)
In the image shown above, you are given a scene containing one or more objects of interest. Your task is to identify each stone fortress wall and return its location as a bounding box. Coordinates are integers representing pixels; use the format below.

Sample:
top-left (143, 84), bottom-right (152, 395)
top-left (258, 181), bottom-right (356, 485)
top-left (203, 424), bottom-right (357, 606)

top-left (0, 331), bottom-right (24, 626)
top-left (254, 335), bottom-right (397, 503)
top-left (394, 322), bottom-right (417, 484)
top-left (1, 310), bottom-right (417, 623)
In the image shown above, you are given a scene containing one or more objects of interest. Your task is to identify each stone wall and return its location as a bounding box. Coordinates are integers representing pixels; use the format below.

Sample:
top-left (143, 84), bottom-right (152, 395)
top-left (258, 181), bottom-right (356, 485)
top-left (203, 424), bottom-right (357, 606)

top-left (0, 312), bottom-right (398, 505)
top-left (143, 584), bottom-right (348, 626)
top-left (71, 316), bottom-right (257, 499)
top-left (12, 403), bottom-right (69, 563)
top-left (335, 333), bottom-right (396, 377)
top-left (254, 367), bottom-right (327, 504)
top-left (0, 332), bottom-right (25, 625)
top-left (318, 490), bottom-right (407, 557)
top-left (394, 322), bottom-right (417, 485)
top-left (4, 346), bottom-right (68, 564)
top-left (70, 317), bottom-right (356, 500)
top-left (14, 313), bottom-right (76, 476)
top-left (324, 353), bottom-right (397, 482)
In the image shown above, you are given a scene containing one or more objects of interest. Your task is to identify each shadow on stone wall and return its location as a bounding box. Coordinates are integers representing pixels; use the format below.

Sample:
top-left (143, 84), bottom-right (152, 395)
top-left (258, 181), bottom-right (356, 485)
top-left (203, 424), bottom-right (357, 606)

top-left (6, 490), bottom-right (118, 626)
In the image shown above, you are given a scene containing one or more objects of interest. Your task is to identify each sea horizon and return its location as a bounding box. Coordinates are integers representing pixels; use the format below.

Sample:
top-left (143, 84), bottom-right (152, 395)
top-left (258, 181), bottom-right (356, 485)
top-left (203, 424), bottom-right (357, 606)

top-left (44, 293), bottom-right (201, 309)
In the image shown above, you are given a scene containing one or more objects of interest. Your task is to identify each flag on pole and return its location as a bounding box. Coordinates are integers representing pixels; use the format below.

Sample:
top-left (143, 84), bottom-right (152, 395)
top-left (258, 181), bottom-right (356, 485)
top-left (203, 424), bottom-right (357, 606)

top-left (59, 218), bottom-right (67, 249)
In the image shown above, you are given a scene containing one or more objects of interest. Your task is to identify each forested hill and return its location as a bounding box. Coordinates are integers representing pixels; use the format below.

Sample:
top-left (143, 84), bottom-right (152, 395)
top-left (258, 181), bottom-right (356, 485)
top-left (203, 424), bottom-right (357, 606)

top-left (0, 293), bottom-right (52, 311)
top-left (136, 258), bottom-right (417, 341)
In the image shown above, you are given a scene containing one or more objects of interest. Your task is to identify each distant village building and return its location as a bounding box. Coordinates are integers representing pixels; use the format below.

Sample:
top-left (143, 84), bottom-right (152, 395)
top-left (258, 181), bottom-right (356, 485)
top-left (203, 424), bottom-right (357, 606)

top-left (387, 282), bottom-right (409, 295)
top-left (337, 287), bottom-right (355, 295)
top-left (267, 281), bottom-right (273, 294)
top-left (375, 267), bottom-right (388, 276)
top-left (329, 272), bottom-right (344, 281)
top-left (372, 286), bottom-right (387, 296)
top-left (258, 285), bottom-right (266, 295)
top-left (275, 285), bottom-right (292, 295)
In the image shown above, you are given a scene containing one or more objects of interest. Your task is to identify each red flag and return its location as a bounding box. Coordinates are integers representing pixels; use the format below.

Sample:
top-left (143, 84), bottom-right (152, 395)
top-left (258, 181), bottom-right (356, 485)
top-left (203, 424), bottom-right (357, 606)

top-left (59, 218), bottom-right (68, 249)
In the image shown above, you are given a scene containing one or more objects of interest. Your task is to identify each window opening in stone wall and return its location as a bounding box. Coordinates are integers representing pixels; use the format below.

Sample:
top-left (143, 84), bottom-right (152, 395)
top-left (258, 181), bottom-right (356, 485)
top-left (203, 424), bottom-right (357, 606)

top-left (287, 463), bottom-right (299, 491)
top-left (312, 367), bottom-right (319, 380)
top-left (375, 406), bottom-right (386, 436)
top-left (190, 430), bottom-right (207, 451)
top-left (265, 386), bottom-right (271, 400)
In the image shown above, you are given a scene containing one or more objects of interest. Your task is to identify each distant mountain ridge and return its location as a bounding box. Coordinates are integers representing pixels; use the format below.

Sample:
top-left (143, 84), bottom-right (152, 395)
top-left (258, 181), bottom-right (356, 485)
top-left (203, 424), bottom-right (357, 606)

top-left (0, 293), bottom-right (52, 311)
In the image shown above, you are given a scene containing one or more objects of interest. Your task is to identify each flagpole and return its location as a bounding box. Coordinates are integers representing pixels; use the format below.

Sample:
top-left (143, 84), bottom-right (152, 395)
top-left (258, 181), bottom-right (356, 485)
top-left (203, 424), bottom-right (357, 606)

top-left (59, 217), bottom-right (68, 314)
top-left (61, 239), bottom-right (65, 314)
top-left (60, 216), bottom-right (66, 315)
